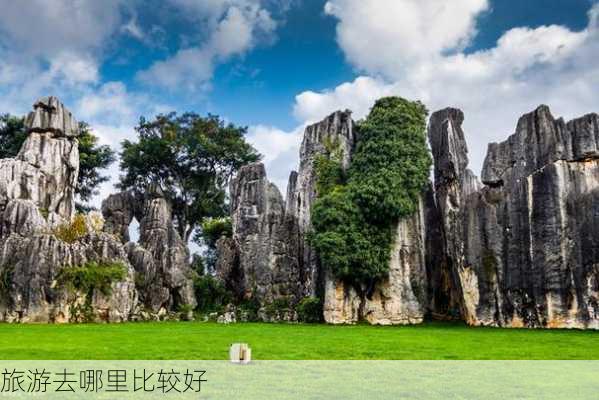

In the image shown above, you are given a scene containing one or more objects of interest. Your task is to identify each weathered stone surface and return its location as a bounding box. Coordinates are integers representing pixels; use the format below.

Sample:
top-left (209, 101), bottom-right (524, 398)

top-left (0, 97), bottom-right (79, 221)
top-left (1, 199), bottom-right (47, 237)
top-left (0, 230), bottom-right (137, 323)
top-left (125, 188), bottom-right (196, 312)
top-left (0, 98), bottom-right (139, 323)
top-left (429, 105), bottom-right (599, 329)
top-left (101, 191), bottom-right (138, 243)
top-left (25, 96), bottom-right (79, 137)
top-left (218, 162), bottom-right (299, 304)
top-left (286, 111), bottom-right (356, 298)
top-left (323, 197), bottom-right (429, 325)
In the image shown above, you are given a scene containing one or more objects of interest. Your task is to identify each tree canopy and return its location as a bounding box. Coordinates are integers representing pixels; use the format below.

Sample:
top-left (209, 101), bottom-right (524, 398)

top-left (310, 97), bottom-right (431, 290)
top-left (0, 114), bottom-right (115, 211)
top-left (118, 112), bottom-right (260, 243)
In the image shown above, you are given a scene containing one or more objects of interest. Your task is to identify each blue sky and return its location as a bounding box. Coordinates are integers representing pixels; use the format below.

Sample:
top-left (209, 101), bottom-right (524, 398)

top-left (0, 0), bottom-right (598, 195)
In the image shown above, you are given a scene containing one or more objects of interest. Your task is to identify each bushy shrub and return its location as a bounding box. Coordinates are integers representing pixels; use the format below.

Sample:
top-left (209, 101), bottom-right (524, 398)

top-left (0, 265), bottom-right (14, 303)
top-left (196, 217), bottom-right (233, 273)
top-left (297, 297), bottom-right (322, 323)
top-left (310, 97), bottom-right (431, 289)
top-left (193, 275), bottom-right (232, 313)
top-left (238, 297), bottom-right (261, 321)
top-left (56, 261), bottom-right (127, 297)
top-left (54, 214), bottom-right (88, 243)
top-left (200, 217), bottom-right (233, 246)
top-left (57, 261), bottom-right (127, 323)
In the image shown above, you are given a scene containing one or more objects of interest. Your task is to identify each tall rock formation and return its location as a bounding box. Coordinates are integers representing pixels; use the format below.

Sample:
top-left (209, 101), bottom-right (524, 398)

top-left (429, 105), bottom-right (599, 329)
top-left (0, 98), bottom-right (137, 323)
top-left (0, 96), bottom-right (79, 223)
top-left (323, 198), bottom-right (429, 325)
top-left (286, 111), bottom-right (356, 299)
top-left (102, 188), bottom-right (197, 313)
top-left (218, 110), bottom-right (431, 324)
top-left (217, 163), bottom-right (299, 303)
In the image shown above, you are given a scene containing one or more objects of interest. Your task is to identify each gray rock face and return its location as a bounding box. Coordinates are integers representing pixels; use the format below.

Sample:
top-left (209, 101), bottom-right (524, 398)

top-left (126, 188), bottom-right (196, 312)
top-left (286, 111), bottom-right (356, 298)
top-left (102, 191), bottom-right (138, 243)
top-left (217, 162), bottom-right (299, 304)
top-left (0, 98), bottom-right (138, 323)
top-left (0, 210), bottom-right (137, 323)
top-left (25, 96), bottom-right (80, 137)
top-left (323, 197), bottom-right (429, 325)
top-left (0, 97), bottom-right (79, 221)
top-left (429, 105), bottom-right (599, 329)
top-left (101, 187), bottom-right (196, 313)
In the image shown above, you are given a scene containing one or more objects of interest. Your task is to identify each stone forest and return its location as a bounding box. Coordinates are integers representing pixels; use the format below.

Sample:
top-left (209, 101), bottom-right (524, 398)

top-left (0, 96), bottom-right (597, 329)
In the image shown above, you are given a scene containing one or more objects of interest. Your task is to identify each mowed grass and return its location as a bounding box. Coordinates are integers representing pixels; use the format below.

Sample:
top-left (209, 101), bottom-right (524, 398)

top-left (0, 321), bottom-right (596, 360)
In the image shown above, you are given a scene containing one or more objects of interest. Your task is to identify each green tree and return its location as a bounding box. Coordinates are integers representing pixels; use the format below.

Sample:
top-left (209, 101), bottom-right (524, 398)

top-left (119, 112), bottom-right (260, 242)
top-left (77, 122), bottom-right (116, 210)
top-left (0, 114), bottom-right (28, 159)
top-left (0, 115), bottom-right (115, 211)
top-left (310, 97), bottom-right (431, 290)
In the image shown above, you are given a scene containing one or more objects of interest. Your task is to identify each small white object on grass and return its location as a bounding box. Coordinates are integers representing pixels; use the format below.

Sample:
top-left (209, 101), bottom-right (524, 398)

top-left (230, 343), bottom-right (251, 364)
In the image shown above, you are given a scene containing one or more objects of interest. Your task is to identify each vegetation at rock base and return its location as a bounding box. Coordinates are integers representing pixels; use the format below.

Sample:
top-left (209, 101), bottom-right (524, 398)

top-left (310, 97), bottom-right (431, 289)
top-left (193, 275), bottom-right (233, 313)
top-left (118, 112), bottom-right (260, 244)
top-left (56, 261), bottom-right (127, 297)
top-left (0, 116), bottom-right (115, 211)
top-left (56, 261), bottom-right (127, 323)
top-left (0, 265), bottom-right (14, 304)
top-left (54, 214), bottom-right (88, 243)
top-left (195, 217), bottom-right (233, 271)
top-left (0, 322), bottom-right (597, 360)
top-left (297, 296), bottom-right (323, 323)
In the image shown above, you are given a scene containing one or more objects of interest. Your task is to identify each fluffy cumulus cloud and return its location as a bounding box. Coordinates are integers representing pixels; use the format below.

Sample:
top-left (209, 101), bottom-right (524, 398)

top-left (0, 0), bottom-right (128, 106)
top-left (247, 125), bottom-right (304, 190)
top-left (324, 0), bottom-right (490, 79)
top-left (137, 0), bottom-right (277, 90)
top-left (296, 0), bottom-right (599, 174)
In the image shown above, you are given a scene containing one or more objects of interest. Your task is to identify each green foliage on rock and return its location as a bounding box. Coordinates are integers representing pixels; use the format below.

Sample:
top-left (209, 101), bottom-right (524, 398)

top-left (199, 217), bottom-right (233, 248)
top-left (310, 97), bottom-right (431, 288)
top-left (297, 296), bottom-right (323, 323)
top-left (54, 214), bottom-right (88, 243)
top-left (313, 137), bottom-right (345, 196)
top-left (349, 97), bottom-right (431, 223)
top-left (57, 261), bottom-right (127, 297)
top-left (195, 217), bottom-right (233, 273)
top-left (118, 112), bottom-right (260, 243)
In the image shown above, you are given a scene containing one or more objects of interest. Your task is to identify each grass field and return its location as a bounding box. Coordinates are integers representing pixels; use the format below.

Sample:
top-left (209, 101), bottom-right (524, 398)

top-left (0, 321), bottom-right (597, 360)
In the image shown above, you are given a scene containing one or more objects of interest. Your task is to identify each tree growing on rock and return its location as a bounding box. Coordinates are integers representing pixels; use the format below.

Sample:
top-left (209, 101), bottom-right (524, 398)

top-left (310, 97), bottom-right (431, 291)
top-left (118, 112), bottom-right (260, 243)
top-left (0, 114), bottom-right (116, 211)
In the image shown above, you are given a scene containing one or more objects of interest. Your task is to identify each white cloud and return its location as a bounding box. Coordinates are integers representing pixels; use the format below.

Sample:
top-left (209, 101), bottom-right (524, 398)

top-left (294, 76), bottom-right (399, 123)
top-left (137, 2), bottom-right (276, 90)
top-left (0, 0), bottom-right (125, 58)
top-left (297, 1), bottom-right (599, 175)
top-left (324, 0), bottom-right (489, 79)
top-left (0, 0), bottom-right (130, 114)
top-left (247, 124), bottom-right (304, 191)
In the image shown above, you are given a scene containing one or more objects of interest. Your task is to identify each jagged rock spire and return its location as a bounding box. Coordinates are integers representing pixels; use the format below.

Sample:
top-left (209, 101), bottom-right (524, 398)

top-left (25, 96), bottom-right (80, 137)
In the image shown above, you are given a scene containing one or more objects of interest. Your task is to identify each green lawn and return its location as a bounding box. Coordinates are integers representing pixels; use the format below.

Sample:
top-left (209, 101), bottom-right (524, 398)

top-left (0, 321), bottom-right (596, 360)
